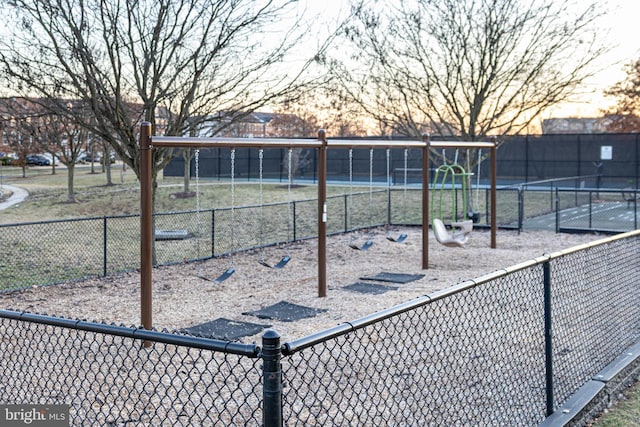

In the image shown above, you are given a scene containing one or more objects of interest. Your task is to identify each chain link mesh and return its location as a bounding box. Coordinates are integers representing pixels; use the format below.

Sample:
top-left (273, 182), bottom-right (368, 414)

top-left (283, 268), bottom-right (548, 425)
top-left (1, 233), bottom-right (639, 425)
top-left (549, 236), bottom-right (640, 407)
top-left (0, 314), bottom-right (262, 426)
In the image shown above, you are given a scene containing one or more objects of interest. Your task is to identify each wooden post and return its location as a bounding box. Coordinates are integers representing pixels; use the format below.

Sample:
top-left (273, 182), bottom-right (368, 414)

top-left (139, 122), bottom-right (153, 335)
top-left (422, 133), bottom-right (430, 269)
top-left (317, 130), bottom-right (328, 297)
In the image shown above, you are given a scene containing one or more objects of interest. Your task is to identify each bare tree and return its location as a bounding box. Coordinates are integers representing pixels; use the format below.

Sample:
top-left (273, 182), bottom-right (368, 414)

top-left (37, 106), bottom-right (88, 202)
top-left (330, 0), bottom-right (608, 142)
top-left (0, 0), bottom-right (328, 201)
top-left (602, 58), bottom-right (640, 132)
top-left (0, 98), bottom-right (42, 178)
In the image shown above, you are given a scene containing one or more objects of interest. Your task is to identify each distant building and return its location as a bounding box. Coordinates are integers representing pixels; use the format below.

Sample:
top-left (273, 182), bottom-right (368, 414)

top-left (194, 111), bottom-right (308, 138)
top-left (541, 117), bottom-right (614, 134)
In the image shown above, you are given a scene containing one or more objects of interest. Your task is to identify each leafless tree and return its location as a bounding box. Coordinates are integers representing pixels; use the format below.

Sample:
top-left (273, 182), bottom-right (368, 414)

top-left (0, 0), bottom-right (329, 201)
top-left (0, 98), bottom-right (43, 178)
top-left (37, 105), bottom-right (89, 202)
top-left (330, 0), bottom-right (608, 143)
top-left (602, 58), bottom-right (640, 132)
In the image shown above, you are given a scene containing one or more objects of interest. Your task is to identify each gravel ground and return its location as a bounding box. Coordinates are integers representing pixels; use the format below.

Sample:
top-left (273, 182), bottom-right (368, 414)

top-left (1, 227), bottom-right (602, 343)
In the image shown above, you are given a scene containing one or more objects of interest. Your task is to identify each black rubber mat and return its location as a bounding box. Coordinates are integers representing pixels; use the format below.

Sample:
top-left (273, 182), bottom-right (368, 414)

top-left (182, 318), bottom-right (270, 341)
top-left (344, 282), bottom-right (398, 294)
top-left (243, 301), bottom-right (328, 322)
top-left (360, 272), bottom-right (425, 284)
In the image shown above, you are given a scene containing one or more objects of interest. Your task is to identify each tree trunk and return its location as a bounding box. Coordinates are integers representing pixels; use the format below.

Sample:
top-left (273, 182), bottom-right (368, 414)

top-left (67, 163), bottom-right (76, 203)
top-left (183, 149), bottom-right (193, 193)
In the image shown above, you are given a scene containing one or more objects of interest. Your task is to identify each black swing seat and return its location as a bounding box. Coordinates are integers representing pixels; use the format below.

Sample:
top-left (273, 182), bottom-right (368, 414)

top-left (259, 255), bottom-right (291, 269)
top-left (195, 267), bottom-right (235, 283)
top-left (386, 233), bottom-right (408, 243)
top-left (214, 268), bottom-right (235, 282)
top-left (349, 239), bottom-right (374, 251)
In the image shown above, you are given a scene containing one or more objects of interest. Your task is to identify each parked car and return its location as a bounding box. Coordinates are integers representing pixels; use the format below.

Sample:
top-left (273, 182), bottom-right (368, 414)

top-left (77, 153), bottom-right (100, 164)
top-left (26, 155), bottom-right (51, 166)
top-left (100, 153), bottom-right (116, 164)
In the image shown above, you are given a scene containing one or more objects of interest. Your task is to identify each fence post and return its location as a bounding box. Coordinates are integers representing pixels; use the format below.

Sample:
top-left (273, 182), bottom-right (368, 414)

top-left (543, 260), bottom-right (554, 416)
top-left (292, 201), bottom-right (297, 242)
top-left (103, 217), bottom-right (108, 276)
top-left (262, 330), bottom-right (283, 427)
top-left (211, 209), bottom-right (216, 258)
top-left (554, 188), bottom-right (560, 233)
top-left (344, 194), bottom-right (348, 233)
top-left (517, 187), bottom-right (524, 234)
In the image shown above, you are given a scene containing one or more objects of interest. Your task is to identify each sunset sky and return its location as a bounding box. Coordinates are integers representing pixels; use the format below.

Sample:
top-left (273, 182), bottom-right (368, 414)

top-left (304, 0), bottom-right (640, 120)
top-left (546, 0), bottom-right (640, 118)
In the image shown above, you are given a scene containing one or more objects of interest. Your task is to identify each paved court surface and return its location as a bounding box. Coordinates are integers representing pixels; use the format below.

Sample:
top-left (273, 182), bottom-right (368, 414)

top-left (524, 201), bottom-right (638, 232)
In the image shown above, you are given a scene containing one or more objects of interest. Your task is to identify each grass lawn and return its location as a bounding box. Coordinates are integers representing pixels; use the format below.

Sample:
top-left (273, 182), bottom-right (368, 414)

top-left (0, 164), bottom-right (353, 224)
top-left (591, 379), bottom-right (640, 426)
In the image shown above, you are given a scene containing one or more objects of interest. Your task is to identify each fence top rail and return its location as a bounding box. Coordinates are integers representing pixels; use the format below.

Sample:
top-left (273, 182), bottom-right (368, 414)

top-left (283, 230), bottom-right (640, 355)
top-left (149, 136), bottom-right (323, 149)
top-left (499, 174), bottom-right (602, 189)
top-left (0, 309), bottom-right (260, 357)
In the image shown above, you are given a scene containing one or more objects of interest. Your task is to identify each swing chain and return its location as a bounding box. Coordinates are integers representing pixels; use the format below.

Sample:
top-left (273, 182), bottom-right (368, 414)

top-left (229, 148), bottom-right (236, 268)
top-left (258, 148), bottom-right (265, 262)
top-left (369, 147), bottom-right (373, 227)
top-left (403, 148), bottom-right (408, 222)
top-left (348, 148), bottom-right (354, 232)
top-left (286, 148), bottom-right (293, 253)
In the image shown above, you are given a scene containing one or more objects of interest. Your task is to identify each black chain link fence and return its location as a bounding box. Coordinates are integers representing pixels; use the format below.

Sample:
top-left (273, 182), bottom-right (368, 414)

top-left (1, 231), bottom-right (639, 425)
top-left (2, 182), bottom-right (639, 291)
top-left (0, 189), bottom-right (420, 291)
top-left (0, 312), bottom-right (262, 426)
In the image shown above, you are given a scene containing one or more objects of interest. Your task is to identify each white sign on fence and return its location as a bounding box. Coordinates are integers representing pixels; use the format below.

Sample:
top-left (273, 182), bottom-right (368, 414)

top-left (601, 145), bottom-right (613, 160)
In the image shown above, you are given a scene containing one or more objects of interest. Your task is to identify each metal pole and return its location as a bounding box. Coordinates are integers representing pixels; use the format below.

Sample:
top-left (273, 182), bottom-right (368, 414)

top-left (317, 130), bottom-right (327, 297)
top-left (555, 188), bottom-right (560, 233)
top-left (543, 260), bottom-right (554, 416)
top-left (103, 217), bottom-right (108, 277)
top-left (518, 187), bottom-right (524, 233)
top-left (139, 122), bottom-right (153, 336)
top-left (490, 137), bottom-right (497, 248)
top-left (422, 134), bottom-right (430, 269)
top-left (262, 330), bottom-right (283, 427)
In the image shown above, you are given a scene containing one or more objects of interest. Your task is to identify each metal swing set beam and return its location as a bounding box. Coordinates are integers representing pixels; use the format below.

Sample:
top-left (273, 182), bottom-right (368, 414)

top-left (139, 122), bottom-right (497, 332)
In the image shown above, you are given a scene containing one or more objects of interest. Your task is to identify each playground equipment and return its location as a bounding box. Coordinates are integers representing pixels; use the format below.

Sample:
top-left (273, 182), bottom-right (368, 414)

top-left (193, 148), bottom-right (235, 282)
top-left (139, 126), bottom-right (497, 332)
top-left (431, 161), bottom-right (473, 225)
top-left (386, 148), bottom-right (409, 243)
top-left (430, 159), bottom-right (474, 246)
top-left (432, 218), bottom-right (472, 247)
top-left (257, 148), bottom-right (292, 269)
top-left (348, 147), bottom-right (374, 251)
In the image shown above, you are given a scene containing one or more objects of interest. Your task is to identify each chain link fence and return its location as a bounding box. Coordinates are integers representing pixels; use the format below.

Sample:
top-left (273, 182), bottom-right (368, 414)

top-left (2, 182), bottom-right (639, 291)
top-left (0, 189), bottom-right (414, 291)
top-left (1, 231), bottom-right (639, 425)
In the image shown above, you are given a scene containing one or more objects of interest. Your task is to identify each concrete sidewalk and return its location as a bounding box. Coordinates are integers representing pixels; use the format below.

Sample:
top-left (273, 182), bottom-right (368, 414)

top-left (0, 184), bottom-right (29, 210)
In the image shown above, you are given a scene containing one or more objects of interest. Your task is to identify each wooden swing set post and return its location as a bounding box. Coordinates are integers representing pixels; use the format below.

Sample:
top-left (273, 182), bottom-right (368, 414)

top-left (422, 134), bottom-right (430, 269)
top-left (317, 130), bottom-right (328, 297)
top-left (139, 122), bottom-right (153, 342)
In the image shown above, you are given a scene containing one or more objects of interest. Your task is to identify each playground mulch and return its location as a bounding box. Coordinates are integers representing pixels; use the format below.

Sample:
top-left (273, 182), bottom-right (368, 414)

top-left (0, 227), bottom-right (601, 342)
